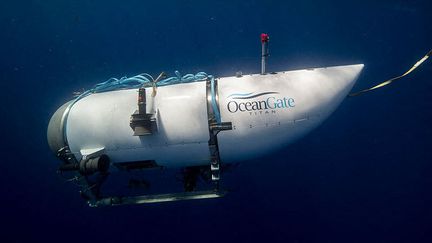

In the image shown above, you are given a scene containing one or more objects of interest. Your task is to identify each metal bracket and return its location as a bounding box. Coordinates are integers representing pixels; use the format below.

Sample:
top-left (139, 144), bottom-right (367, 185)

top-left (130, 87), bottom-right (157, 136)
top-left (57, 146), bottom-right (76, 164)
top-left (206, 77), bottom-right (232, 185)
top-left (80, 147), bottom-right (105, 160)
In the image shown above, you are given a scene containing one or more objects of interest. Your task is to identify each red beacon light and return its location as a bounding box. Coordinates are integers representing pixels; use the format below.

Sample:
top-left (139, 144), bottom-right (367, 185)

top-left (261, 33), bottom-right (269, 43)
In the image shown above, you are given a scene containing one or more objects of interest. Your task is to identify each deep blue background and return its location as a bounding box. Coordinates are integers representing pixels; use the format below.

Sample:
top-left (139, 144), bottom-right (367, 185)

top-left (1, 0), bottom-right (431, 242)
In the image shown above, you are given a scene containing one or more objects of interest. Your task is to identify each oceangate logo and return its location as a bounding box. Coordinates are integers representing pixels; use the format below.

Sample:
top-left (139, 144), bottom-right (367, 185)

top-left (226, 92), bottom-right (295, 115)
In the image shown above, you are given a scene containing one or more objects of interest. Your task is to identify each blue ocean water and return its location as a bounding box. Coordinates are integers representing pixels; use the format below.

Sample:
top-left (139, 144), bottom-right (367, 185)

top-left (1, 0), bottom-right (431, 242)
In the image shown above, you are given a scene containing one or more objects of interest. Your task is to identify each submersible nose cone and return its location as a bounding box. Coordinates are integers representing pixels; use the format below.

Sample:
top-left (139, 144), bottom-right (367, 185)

top-left (47, 101), bottom-right (72, 154)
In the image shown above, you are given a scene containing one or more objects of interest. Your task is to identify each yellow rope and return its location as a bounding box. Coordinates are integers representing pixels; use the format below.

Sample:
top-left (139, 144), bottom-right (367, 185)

top-left (349, 49), bottom-right (432, 97)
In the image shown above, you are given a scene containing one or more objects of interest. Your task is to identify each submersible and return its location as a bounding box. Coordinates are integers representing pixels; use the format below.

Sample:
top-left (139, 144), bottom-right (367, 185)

top-left (47, 34), bottom-right (364, 206)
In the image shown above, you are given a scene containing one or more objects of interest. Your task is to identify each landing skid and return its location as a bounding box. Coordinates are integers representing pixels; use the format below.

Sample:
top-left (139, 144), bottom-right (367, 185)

top-left (90, 189), bottom-right (226, 207)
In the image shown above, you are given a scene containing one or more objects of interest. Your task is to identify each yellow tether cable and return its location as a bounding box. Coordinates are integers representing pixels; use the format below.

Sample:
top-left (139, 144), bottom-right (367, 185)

top-left (349, 49), bottom-right (432, 97)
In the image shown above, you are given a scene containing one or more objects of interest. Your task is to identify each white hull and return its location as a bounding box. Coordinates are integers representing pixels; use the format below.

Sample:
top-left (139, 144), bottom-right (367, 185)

top-left (53, 64), bottom-right (364, 168)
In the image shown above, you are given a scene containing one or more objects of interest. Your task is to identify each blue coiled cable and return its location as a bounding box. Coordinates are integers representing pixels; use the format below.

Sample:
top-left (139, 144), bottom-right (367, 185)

top-left (62, 71), bottom-right (221, 145)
